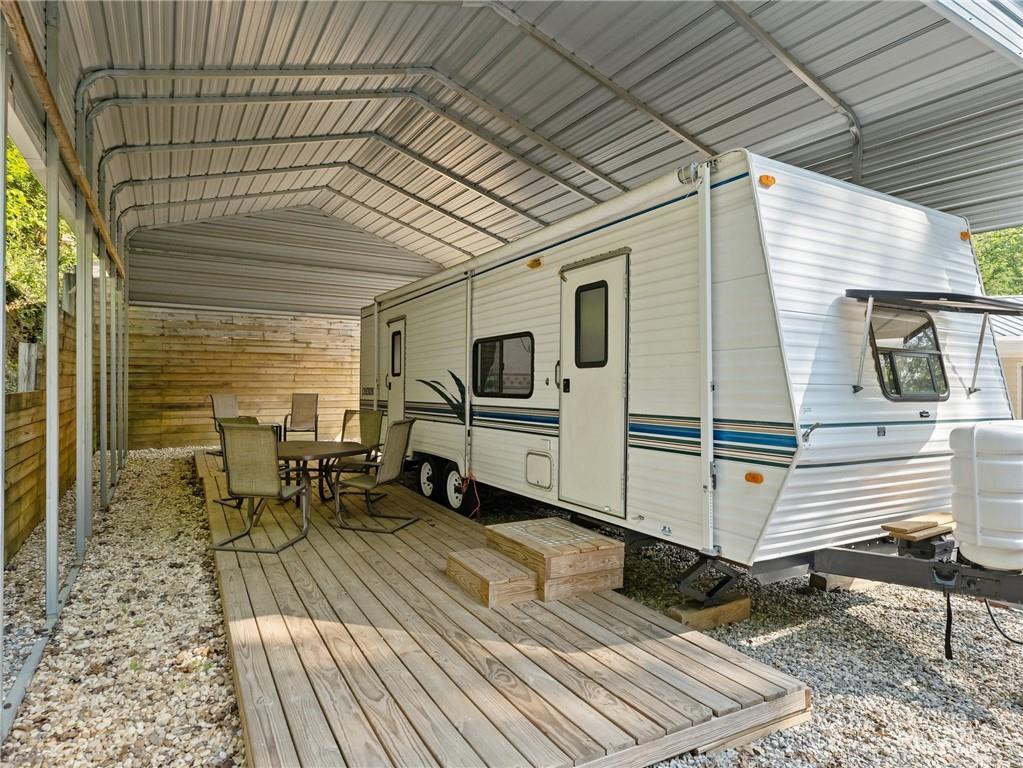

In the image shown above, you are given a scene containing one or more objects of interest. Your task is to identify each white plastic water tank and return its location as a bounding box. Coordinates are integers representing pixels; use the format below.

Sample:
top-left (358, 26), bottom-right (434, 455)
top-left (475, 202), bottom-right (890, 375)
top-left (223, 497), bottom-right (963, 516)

top-left (950, 421), bottom-right (1023, 572)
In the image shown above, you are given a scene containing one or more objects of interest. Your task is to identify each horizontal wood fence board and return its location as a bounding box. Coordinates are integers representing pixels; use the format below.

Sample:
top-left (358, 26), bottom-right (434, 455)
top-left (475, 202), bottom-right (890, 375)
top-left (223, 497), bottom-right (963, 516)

top-left (195, 451), bottom-right (810, 768)
top-left (130, 307), bottom-right (360, 449)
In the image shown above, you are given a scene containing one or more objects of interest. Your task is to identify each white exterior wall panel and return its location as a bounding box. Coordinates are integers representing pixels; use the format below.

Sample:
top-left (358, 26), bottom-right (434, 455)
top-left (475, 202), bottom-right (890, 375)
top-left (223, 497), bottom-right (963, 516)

top-left (752, 154), bottom-right (1014, 562)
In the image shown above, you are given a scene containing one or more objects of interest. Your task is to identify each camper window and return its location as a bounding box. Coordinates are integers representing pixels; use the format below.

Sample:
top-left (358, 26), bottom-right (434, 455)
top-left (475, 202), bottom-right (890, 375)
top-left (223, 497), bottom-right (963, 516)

top-left (869, 308), bottom-right (949, 400)
top-left (575, 281), bottom-right (608, 368)
top-left (391, 331), bottom-right (402, 376)
top-left (473, 333), bottom-right (534, 398)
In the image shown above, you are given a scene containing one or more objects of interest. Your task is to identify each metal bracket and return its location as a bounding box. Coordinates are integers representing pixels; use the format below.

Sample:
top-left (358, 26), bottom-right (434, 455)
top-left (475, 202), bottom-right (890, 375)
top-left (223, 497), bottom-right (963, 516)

top-left (676, 556), bottom-right (740, 605)
top-left (853, 295), bottom-right (875, 393)
top-left (967, 312), bottom-right (989, 395)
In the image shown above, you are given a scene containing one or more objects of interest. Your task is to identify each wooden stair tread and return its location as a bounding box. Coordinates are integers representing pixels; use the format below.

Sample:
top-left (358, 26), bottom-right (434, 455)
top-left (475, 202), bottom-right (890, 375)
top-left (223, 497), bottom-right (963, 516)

top-left (445, 548), bottom-right (539, 608)
top-left (449, 547), bottom-right (535, 584)
top-left (485, 518), bottom-right (625, 602)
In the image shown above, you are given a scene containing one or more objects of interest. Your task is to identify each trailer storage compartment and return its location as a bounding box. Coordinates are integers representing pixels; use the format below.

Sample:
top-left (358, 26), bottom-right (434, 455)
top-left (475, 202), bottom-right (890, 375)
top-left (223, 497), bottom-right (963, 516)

top-left (951, 421), bottom-right (1023, 571)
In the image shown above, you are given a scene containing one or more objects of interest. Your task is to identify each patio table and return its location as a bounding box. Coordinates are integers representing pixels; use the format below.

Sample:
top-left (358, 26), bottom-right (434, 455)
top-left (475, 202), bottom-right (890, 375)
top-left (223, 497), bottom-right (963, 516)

top-left (278, 440), bottom-right (370, 500)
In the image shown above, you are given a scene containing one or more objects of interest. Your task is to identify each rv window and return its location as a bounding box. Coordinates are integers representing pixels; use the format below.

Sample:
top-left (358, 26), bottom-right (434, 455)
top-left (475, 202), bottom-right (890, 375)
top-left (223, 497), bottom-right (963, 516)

top-left (473, 333), bottom-right (533, 398)
top-left (390, 331), bottom-right (402, 377)
top-left (869, 308), bottom-right (948, 400)
top-left (575, 281), bottom-right (608, 368)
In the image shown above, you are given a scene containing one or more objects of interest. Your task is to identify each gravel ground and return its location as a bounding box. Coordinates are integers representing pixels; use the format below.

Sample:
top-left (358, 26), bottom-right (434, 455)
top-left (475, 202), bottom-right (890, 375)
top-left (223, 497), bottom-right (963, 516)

top-left (476, 489), bottom-right (1023, 768)
top-left (1, 448), bottom-right (243, 768)
top-left (2, 482), bottom-right (78, 695)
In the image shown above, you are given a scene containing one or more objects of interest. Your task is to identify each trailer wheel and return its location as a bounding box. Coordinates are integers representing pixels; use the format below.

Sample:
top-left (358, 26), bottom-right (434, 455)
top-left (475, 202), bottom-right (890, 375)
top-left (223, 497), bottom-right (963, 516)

top-left (439, 466), bottom-right (478, 513)
top-left (418, 457), bottom-right (443, 499)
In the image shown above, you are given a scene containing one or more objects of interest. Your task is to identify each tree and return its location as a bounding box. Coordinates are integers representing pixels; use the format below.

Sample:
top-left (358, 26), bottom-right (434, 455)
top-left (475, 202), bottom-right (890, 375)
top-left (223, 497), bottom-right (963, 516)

top-left (5, 136), bottom-right (77, 343)
top-left (973, 225), bottom-right (1023, 296)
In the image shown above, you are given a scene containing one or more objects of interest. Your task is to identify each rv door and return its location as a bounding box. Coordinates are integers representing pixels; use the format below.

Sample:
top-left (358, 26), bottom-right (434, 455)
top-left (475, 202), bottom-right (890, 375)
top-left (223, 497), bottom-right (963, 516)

top-left (558, 250), bottom-right (628, 517)
top-left (387, 318), bottom-right (405, 421)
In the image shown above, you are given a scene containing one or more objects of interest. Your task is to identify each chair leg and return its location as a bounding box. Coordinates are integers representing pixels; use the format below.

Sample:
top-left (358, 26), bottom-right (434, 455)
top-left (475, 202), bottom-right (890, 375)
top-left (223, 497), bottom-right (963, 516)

top-left (210, 499), bottom-right (264, 551)
top-left (265, 484), bottom-right (310, 554)
top-left (333, 486), bottom-right (419, 534)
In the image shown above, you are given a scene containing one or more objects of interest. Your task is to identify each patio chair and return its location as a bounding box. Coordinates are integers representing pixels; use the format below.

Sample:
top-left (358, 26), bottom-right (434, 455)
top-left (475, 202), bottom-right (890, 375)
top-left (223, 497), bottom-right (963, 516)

top-left (284, 393), bottom-right (318, 441)
top-left (213, 415), bottom-right (259, 509)
top-left (324, 408), bottom-right (385, 498)
top-left (331, 418), bottom-right (418, 534)
top-left (210, 419), bottom-right (310, 554)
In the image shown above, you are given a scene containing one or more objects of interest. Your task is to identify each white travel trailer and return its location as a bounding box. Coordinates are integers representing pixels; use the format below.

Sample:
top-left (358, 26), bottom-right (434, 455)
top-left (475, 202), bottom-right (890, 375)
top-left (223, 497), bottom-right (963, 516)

top-left (359, 149), bottom-right (1019, 570)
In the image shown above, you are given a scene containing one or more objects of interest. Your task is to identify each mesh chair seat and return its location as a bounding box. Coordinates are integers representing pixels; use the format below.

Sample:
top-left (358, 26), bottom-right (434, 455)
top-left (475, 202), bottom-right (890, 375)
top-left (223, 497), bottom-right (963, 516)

top-left (338, 473), bottom-right (377, 490)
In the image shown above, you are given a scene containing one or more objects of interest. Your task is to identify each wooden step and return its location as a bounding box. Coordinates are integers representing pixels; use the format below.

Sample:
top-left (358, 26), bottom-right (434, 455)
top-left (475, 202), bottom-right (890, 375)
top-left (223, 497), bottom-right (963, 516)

top-left (445, 547), bottom-right (539, 608)
top-left (485, 517), bottom-right (624, 601)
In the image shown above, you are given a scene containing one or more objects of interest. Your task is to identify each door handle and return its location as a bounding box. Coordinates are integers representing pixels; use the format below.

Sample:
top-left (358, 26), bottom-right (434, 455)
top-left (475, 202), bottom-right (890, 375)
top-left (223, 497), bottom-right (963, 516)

top-left (385, 373), bottom-right (391, 390)
top-left (554, 361), bottom-right (562, 390)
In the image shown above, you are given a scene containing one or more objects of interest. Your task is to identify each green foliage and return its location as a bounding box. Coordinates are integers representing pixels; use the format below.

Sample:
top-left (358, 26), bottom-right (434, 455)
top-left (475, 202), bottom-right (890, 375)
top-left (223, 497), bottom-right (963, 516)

top-left (5, 137), bottom-right (77, 343)
top-left (974, 225), bottom-right (1023, 296)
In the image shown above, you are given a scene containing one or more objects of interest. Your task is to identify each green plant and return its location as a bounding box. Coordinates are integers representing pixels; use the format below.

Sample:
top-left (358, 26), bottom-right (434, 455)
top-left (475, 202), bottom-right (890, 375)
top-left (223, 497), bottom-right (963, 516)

top-left (974, 225), bottom-right (1023, 296)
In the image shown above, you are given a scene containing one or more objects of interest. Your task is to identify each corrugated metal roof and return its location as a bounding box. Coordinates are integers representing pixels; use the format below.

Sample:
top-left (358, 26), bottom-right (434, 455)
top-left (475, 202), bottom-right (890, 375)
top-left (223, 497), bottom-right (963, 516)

top-left (10, 1), bottom-right (1021, 313)
top-left (992, 296), bottom-right (1023, 337)
top-left (128, 207), bottom-right (440, 315)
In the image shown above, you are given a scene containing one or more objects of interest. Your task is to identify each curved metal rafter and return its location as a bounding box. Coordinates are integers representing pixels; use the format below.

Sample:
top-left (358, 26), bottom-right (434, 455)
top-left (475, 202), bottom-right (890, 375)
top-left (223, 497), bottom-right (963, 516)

top-left (98, 131), bottom-right (546, 228)
top-left (118, 185), bottom-right (477, 262)
top-left (74, 66), bottom-right (628, 195)
top-left (87, 91), bottom-right (603, 204)
top-left (109, 161), bottom-right (508, 245)
top-left (481, 0), bottom-right (715, 157)
top-left (716, 1), bottom-right (864, 182)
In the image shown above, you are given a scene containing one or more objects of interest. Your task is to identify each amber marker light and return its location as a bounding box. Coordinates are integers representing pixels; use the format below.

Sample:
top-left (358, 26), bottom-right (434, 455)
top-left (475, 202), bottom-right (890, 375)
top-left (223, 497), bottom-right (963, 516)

top-left (960, 230), bottom-right (971, 241)
top-left (745, 471), bottom-right (765, 484)
top-left (526, 257), bottom-right (543, 269)
top-left (758, 174), bottom-right (776, 188)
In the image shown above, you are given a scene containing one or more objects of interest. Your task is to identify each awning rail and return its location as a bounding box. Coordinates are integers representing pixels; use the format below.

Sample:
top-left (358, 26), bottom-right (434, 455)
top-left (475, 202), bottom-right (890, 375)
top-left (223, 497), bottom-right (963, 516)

top-left (845, 290), bottom-right (1023, 315)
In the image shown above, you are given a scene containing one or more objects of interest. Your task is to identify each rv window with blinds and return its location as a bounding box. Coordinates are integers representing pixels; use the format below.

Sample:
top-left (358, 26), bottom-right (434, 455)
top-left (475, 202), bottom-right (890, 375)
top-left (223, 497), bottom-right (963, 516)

top-left (869, 307), bottom-right (949, 401)
top-left (473, 333), bottom-right (534, 398)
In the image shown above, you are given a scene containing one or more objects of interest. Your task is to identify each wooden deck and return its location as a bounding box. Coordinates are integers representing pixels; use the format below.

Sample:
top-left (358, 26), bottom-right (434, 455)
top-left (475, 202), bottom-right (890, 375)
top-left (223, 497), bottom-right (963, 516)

top-left (195, 450), bottom-right (810, 768)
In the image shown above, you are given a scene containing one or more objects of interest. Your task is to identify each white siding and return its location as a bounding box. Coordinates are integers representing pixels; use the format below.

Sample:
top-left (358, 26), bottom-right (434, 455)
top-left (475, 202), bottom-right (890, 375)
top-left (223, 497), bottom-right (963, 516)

top-left (753, 154), bottom-right (1015, 561)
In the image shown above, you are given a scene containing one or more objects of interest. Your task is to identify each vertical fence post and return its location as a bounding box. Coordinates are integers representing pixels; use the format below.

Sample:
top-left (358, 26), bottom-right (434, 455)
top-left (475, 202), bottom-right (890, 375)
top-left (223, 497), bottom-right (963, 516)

top-left (0, 12), bottom-right (9, 710)
top-left (43, 0), bottom-right (59, 618)
top-left (98, 249), bottom-right (108, 509)
top-left (120, 283), bottom-right (127, 461)
top-left (109, 274), bottom-right (118, 485)
top-left (74, 180), bottom-right (88, 558)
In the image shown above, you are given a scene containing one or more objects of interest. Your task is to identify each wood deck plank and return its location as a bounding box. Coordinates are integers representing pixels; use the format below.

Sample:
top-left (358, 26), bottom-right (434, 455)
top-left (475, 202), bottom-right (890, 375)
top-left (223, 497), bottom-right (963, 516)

top-left (197, 452), bottom-right (303, 768)
top-left (358, 511), bottom-right (664, 746)
top-left (566, 596), bottom-right (765, 708)
top-left (339, 513), bottom-right (625, 760)
top-left (273, 505), bottom-right (523, 768)
top-left (293, 507), bottom-right (577, 768)
top-left (580, 593), bottom-right (787, 702)
top-left (196, 453), bottom-right (809, 768)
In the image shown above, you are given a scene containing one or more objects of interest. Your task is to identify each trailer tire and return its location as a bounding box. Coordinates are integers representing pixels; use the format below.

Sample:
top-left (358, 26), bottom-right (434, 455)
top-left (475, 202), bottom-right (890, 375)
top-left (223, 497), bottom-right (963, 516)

top-left (443, 463), bottom-right (479, 514)
top-left (418, 457), bottom-right (443, 500)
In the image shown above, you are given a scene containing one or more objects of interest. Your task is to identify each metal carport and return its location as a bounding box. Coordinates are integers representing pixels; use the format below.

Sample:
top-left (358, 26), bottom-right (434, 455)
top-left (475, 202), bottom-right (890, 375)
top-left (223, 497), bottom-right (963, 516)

top-left (0, 0), bottom-right (1020, 739)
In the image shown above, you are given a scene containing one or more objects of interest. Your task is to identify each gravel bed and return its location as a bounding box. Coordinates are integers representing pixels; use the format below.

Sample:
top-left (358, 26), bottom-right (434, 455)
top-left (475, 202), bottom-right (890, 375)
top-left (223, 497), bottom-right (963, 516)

top-left (476, 489), bottom-right (1023, 768)
top-left (2, 481), bottom-right (79, 695)
top-left (2, 448), bottom-right (243, 768)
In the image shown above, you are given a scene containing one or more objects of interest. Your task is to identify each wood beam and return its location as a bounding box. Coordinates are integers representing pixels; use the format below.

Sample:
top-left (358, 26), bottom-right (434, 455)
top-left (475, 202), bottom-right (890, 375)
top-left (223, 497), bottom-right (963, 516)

top-left (0, 0), bottom-right (125, 277)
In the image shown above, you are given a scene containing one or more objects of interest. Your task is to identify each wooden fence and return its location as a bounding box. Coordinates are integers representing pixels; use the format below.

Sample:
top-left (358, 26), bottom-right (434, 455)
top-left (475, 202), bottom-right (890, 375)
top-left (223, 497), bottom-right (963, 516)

top-left (128, 306), bottom-right (360, 449)
top-left (4, 312), bottom-right (77, 561)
